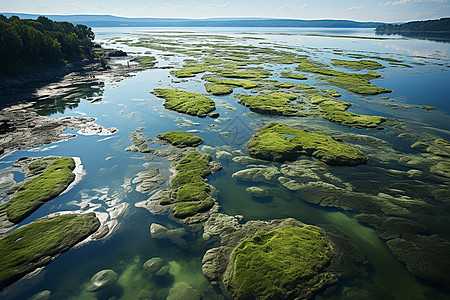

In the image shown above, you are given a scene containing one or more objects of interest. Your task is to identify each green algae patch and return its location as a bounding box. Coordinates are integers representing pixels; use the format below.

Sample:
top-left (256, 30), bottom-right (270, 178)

top-left (275, 82), bottom-right (295, 88)
top-left (226, 225), bottom-right (333, 300)
top-left (280, 72), bottom-right (307, 80)
top-left (297, 61), bottom-right (391, 95)
top-left (220, 70), bottom-right (270, 79)
top-left (331, 59), bottom-right (384, 71)
top-left (157, 131), bottom-right (204, 148)
top-left (2, 157), bottom-right (76, 224)
top-left (323, 89), bottom-right (341, 97)
top-left (204, 83), bottom-right (234, 95)
top-left (173, 64), bottom-right (220, 78)
top-left (152, 89), bottom-right (215, 118)
top-left (237, 92), bottom-right (302, 116)
top-left (206, 78), bottom-right (259, 89)
top-left (247, 122), bottom-right (367, 166)
top-left (0, 213), bottom-right (100, 290)
top-left (310, 94), bottom-right (386, 129)
top-left (135, 56), bottom-right (156, 67)
top-left (164, 152), bottom-right (220, 218)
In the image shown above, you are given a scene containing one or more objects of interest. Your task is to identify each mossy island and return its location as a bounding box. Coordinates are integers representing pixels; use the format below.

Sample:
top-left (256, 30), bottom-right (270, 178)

top-left (236, 92), bottom-right (303, 116)
top-left (152, 88), bottom-right (216, 117)
top-left (161, 151), bottom-right (222, 219)
top-left (226, 225), bottom-right (333, 299)
top-left (1, 157), bottom-right (77, 224)
top-left (204, 78), bottom-right (259, 95)
top-left (157, 131), bottom-right (204, 148)
top-left (247, 122), bottom-right (367, 166)
top-left (297, 61), bottom-right (391, 95)
top-left (202, 217), bottom-right (366, 300)
top-left (0, 213), bottom-right (100, 290)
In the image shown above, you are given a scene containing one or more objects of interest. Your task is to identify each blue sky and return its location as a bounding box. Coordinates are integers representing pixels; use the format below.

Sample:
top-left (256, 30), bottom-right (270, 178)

top-left (1, 0), bottom-right (449, 22)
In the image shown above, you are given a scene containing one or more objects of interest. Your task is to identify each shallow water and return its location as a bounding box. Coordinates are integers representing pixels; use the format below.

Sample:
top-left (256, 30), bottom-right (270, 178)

top-left (1, 27), bottom-right (450, 299)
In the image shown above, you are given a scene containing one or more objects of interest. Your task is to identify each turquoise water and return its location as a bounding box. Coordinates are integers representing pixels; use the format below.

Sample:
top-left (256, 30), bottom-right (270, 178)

top-left (1, 27), bottom-right (450, 299)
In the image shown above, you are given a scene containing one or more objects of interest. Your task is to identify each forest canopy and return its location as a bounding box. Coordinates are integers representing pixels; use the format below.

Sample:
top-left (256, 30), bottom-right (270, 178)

top-left (0, 14), bottom-right (95, 75)
top-left (375, 18), bottom-right (450, 34)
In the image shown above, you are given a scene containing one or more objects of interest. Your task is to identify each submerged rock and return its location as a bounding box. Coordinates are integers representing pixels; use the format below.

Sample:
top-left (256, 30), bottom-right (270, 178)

top-left (137, 289), bottom-right (154, 300)
top-left (150, 223), bottom-right (187, 246)
top-left (143, 257), bottom-right (165, 273)
top-left (232, 156), bottom-right (260, 165)
top-left (28, 290), bottom-right (51, 300)
top-left (232, 166), bottom-right (280, 182)
top-left (132, 168), bottom-right (165, 194)
top-left (245, 186), bottom-right (269, 197)
top-left (387, 234), bottom-right (450, 289)
top-left (87, 269), bottom-right (118, 292)
top-left (167, 282), bottom-right (200, 300)
top-left (216, 150), bottom-right (232, 160)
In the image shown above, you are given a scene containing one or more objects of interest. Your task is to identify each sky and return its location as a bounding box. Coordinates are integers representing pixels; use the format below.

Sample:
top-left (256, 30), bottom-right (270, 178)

top-left (1, 0), bottom-right (449, 22)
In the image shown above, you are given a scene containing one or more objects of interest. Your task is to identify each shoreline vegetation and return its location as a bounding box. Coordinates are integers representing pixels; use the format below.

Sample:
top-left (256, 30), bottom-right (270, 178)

top-left (375, 17), bottom-right (450, 41)
top-left (0, 15), bottom-right (95, 76)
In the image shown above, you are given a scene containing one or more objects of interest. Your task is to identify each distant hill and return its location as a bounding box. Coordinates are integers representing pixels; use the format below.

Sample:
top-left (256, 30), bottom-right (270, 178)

top-left (375, 18), bottom-right (450, 41)
top-left (0, 13), bottom-right (384, 28)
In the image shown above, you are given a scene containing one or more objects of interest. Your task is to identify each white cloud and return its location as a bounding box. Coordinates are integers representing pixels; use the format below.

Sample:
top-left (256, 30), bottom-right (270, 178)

top-left (344, 6), bottom-right (364, 12)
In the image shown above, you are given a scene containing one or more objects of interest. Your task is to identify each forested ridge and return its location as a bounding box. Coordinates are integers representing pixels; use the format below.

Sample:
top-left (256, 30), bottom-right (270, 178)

top-left (376, 17), bottom-right (450, 33)
top-left (0, 15), bottom-right (95, 76)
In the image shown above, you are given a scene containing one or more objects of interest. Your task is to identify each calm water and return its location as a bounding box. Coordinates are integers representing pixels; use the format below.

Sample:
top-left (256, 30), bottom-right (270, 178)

top-left (1, 27), bottom-right (449, 299)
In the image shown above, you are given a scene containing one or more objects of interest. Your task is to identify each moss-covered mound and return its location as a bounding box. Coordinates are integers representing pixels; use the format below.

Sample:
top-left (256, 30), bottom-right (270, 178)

top-left (204, 83), bottom-right (234, 95)
top-left (247, 123), bottom-right (367, 166)
top-left (135, 56), bottom-right (156, 67)
top-left (206, 78), bottom-right (259, 89)
top-left (0, 213), bottom-right (100, 290)
top-left (152, 89), bottom-right (216, 117)
top-left (237, 92), bottom-right (301, 116)
top-left (157, 131), bottom-right (204, 148)
top-left (162, 152), bottom-right (220, 218)
top-left (280, 72), bottom-right (307, 80)
top-left (331, 59), bottom-right (384, 71)
top-left (173, 65), bottom-right (218, 78)
top-left (310, 94), bottom-right (386, 129)
top-left (225, 225), bottom-right (333, 300)
top-left (297, 61), bottom-right (391, 95)
top-left (220, 70), bottom-right (270, 79)
top-left (275, 82), bottom-right (295, 88)
top-left (2, 157), bottom-right (76, 224)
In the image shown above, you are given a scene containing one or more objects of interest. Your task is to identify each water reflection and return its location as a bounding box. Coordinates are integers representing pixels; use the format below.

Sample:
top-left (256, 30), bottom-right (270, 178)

top-left (32, 77), bottom-right (104, 116)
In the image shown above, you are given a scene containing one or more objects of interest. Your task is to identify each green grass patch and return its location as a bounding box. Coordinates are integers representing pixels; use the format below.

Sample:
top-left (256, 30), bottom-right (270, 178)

top-left (237, 93), bottom-right (301, 116)
top-left (275, 82), bottom-right (295, 88)
top-left (152, 89), bottom-right (215, 118)
top-left (2, 157), bottom-right (76, 224)
top-left (157, 131), bottom-right (204, 148)
top-left (165, 152), bottom-right (218, 218)
top-left (135, 56), bottom-right (156, 67)
top-left (204, 83), bottom-right (234, 95)
top-left (226, 225), bottom-right (333, 299)
top-left (310, 94), bottom-right (386, 129)
top-left (247, 122), bottom-right (367, 166)
top-left (220, 70), bottom-right (270, 79)
top-left (0, 213), bottom-right (100, 290)
top-left (331, 59), bottom-right (384, 71)
top-left (297, 61), bottom-right (391, 95)
top-left (280, 72), bottom-right (307, 80)
top-left (206, 78), bottom-right (259, 89)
